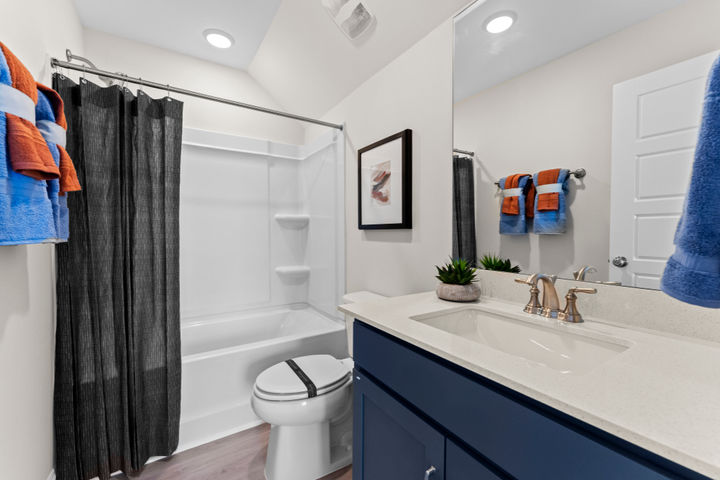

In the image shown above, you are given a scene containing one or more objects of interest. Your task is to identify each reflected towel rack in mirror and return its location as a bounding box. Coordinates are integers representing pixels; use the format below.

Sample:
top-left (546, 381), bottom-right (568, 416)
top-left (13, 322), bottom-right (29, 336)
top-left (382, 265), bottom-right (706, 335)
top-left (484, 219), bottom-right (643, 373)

top-left (493, 168), bottom-right (586, 187)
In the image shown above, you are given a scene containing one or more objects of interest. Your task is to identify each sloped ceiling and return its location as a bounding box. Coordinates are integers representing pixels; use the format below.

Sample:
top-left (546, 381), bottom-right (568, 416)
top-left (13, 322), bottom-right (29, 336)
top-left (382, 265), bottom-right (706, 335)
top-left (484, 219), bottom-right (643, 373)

top-left (74, 0), bottom-right (471, 119)
top-left (249, 0), bottom-right (471, 118)
top-left (74, 0), bottom-right (282, 70)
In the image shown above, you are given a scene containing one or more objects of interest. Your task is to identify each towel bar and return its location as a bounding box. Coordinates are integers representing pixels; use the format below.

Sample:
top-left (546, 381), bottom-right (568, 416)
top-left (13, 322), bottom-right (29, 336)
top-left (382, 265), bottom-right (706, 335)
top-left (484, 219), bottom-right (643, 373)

top-left (494, 168), bottom-right (586, 188)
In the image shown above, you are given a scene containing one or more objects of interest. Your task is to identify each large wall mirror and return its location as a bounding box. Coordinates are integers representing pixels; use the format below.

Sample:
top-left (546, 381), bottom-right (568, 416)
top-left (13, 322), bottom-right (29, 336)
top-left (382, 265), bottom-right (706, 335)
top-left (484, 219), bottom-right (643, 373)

top-left (453, 0), bottom-right (720, 289)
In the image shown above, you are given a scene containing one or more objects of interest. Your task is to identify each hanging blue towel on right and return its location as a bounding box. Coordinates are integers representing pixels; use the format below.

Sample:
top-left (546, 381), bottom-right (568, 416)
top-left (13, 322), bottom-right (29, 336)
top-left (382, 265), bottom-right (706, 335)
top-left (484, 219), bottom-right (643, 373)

top-left (532, 168), bottom-right (569, 234)
top-left (661, 54), bottom-right (720, 308)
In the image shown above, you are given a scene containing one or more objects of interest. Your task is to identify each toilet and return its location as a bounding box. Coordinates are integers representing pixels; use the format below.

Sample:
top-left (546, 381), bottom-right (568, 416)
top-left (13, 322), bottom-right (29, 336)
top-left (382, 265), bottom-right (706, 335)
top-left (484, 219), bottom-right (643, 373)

top-left (251, 291), bottom-right (385, 480)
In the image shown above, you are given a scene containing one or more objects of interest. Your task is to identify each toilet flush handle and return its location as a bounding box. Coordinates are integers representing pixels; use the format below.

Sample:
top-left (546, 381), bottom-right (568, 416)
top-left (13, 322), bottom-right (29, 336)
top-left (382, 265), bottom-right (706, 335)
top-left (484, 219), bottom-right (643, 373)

top-left (424, 466), bottom-right (437, 479)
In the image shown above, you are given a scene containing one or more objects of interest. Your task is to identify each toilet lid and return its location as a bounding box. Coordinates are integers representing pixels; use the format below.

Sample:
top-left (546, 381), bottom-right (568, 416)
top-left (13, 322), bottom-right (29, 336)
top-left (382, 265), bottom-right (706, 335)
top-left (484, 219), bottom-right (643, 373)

top-left (254, 354), bottom-right (351, 401)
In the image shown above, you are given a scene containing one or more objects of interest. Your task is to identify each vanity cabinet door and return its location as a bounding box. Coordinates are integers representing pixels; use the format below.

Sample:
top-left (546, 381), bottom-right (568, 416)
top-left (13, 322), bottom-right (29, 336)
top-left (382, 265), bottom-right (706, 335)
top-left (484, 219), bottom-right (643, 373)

top-left (353, 369), bottom-right (445, 480)
top-left (446, 440), bottom-right (504, 480)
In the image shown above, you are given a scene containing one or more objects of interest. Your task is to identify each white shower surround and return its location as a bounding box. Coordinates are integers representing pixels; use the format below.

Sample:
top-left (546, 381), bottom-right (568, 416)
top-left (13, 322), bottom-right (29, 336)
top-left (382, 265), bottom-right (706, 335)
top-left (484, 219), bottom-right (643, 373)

top-left (177, 127), bottom-right (346, 449)
top-left (179, 127), bottom-right (345, 319)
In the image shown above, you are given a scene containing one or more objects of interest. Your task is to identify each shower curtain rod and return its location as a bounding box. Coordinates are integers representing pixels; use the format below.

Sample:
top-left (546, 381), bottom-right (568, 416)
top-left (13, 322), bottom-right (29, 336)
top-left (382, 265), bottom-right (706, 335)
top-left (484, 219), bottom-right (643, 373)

top-left (50, 56), bottom-right (344, 131)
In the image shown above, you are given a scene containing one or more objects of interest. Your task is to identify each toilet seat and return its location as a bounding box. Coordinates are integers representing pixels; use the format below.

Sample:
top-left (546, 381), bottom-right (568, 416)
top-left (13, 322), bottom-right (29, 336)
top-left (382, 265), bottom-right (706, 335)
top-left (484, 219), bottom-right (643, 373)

top-left (254, 354), bottom-right (351, 401)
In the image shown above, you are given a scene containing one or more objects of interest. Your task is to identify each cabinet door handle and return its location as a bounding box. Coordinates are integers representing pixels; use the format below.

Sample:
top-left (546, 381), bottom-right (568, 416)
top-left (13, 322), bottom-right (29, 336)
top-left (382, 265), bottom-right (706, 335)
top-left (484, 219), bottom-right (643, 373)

top-left (424, 465), bottom-right (437, 479)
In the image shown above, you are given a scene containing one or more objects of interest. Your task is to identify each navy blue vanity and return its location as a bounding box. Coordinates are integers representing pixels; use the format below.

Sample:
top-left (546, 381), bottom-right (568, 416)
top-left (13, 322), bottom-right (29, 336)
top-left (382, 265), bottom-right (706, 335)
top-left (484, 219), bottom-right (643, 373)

top-left (352, 321), bottom-right (708, 480)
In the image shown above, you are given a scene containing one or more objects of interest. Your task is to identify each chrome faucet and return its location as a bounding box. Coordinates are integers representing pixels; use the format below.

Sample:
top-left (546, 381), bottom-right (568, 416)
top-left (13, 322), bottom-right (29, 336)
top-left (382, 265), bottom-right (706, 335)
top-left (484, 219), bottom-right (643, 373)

top-left (515, 273), bottom-right (560, 318)
top-left (573, 265), bottom-right (597, 281)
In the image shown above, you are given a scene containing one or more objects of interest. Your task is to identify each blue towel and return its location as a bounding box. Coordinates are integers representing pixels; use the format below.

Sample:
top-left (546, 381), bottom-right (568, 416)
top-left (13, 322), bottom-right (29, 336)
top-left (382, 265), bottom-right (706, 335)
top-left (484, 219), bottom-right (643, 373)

top-left (532, 169), bottom-right (569, 234)
top-left (661, 55), bottom-right (720, 308)
top-left (36, 86), bottom-right (69, 242)
top-left (0, 48), bottom-right (55, 245)
top-left (499, 175), bottom-right (532, 235)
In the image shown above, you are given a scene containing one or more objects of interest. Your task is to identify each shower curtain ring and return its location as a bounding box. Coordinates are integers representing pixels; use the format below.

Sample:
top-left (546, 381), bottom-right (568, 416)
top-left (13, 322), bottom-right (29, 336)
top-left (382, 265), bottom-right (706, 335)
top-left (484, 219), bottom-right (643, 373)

top-left (81, 64), bottom-right (86, 82)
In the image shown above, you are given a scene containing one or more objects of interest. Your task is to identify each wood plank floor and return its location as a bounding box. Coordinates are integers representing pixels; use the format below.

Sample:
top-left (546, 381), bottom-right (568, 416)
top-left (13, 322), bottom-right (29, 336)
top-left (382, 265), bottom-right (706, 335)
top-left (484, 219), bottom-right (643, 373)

top-left (115, 424), bottom-right (352, 480)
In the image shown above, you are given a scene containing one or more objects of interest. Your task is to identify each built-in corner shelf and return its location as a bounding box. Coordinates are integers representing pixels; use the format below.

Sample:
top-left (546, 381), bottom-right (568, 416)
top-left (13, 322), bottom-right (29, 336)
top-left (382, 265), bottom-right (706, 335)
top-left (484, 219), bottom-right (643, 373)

top-left (275, 265), bottom-right (311, 279)
top-left (274, 213), bottom-right (310, 229)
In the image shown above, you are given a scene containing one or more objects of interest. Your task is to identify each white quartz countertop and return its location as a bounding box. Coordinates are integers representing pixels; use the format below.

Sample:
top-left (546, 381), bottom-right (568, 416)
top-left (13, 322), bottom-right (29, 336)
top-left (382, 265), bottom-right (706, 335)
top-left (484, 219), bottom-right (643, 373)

top-left (339, 292), bottom-right (720, 479)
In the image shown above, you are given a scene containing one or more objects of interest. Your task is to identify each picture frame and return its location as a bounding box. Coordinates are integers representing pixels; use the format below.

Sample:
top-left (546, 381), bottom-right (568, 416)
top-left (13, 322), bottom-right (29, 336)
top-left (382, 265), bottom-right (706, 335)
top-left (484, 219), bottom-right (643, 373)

top-left (358, 129), bottom-right (412, 229)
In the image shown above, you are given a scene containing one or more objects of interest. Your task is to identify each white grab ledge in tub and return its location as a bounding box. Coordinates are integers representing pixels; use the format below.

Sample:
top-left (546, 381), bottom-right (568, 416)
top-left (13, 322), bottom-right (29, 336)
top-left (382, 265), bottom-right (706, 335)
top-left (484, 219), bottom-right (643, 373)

top-left (274, 213), bottom-right (310, 228)
top-left (275, 265), bottom-right (311, 277)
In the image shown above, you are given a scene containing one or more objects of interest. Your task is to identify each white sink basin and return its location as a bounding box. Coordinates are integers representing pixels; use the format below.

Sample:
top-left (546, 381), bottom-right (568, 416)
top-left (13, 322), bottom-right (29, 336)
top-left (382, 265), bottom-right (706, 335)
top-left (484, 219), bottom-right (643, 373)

top-left (412, 307), bottom-right (629, 375)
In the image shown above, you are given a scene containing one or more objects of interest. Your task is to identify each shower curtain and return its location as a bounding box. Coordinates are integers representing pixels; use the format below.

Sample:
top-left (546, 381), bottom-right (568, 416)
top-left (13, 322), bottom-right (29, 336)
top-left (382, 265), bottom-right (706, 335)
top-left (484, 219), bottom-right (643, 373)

top-left (53, 74), bottom-right (183, 480)
top-left (452, 155), bottom-right (477, 266)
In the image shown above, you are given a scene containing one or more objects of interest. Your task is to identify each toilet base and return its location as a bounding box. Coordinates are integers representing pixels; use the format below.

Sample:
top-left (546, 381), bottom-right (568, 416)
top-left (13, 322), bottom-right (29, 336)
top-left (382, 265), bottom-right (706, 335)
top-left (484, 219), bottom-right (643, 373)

top-left (264, 420), bottom-right (352, 480)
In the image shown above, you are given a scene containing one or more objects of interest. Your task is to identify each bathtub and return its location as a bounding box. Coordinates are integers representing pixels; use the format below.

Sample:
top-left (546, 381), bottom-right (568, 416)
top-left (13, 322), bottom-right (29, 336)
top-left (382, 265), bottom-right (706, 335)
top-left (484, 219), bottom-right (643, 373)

top-left (178, 304), bottom-right (348, 451)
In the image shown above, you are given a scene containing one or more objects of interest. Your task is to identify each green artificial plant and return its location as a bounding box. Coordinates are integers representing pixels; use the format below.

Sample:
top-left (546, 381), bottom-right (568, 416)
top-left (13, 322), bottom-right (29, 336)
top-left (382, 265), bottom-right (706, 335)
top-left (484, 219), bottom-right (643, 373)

top-left (435, 258), bottom-right (478, 285)
top-left (478, 254), bottom-right (521, 273)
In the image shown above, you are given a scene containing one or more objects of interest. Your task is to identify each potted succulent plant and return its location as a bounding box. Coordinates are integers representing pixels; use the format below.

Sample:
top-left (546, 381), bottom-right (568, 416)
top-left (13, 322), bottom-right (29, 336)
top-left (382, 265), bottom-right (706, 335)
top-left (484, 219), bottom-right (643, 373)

top-left (478, 254), bottom-right (521, 273)
top-left (435, 258), bottom-right (481, 302)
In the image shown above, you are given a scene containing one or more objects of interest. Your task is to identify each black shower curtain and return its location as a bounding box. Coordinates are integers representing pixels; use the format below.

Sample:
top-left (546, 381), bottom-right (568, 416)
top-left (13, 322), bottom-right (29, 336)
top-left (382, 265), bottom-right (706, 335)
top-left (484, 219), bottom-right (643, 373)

top-left (452, 155), bottom-right (477, 266)
top-left (53, 74), bottom-right (183, 480)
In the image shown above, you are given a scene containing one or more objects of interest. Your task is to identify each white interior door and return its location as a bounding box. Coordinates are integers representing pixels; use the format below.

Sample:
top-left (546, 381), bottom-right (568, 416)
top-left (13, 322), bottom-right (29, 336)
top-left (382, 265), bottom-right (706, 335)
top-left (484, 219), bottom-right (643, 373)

top-left (610, 50), bottom-right (718, 288)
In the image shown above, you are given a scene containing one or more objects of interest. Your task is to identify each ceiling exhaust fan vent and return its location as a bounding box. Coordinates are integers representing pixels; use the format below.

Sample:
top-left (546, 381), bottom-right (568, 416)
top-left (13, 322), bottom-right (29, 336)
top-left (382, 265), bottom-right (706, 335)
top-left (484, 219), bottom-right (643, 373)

top-left (321, 0), bottom-right (375, 40)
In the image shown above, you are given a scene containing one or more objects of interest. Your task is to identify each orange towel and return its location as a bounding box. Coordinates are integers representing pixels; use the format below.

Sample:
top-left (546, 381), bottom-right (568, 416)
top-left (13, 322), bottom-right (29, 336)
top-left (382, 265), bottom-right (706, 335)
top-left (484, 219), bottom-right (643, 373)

top-left (36, 83), bottom-right (80, 194)
top-left (501, 174), bottom-right (534, 218)
top-left (536, 168), bottom-right (562, 211)
top-left (0, 42), bottom-right (59, 181)
top-left (501, 174), bottom-right (522, 215)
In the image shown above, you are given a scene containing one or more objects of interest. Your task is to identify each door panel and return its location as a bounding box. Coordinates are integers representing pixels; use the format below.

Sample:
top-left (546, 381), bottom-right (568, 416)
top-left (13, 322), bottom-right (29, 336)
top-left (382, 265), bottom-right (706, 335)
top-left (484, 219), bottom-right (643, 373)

top-left (353, 369), bottom-right (444, 480)
top-left (610, 50), bottom-right (718, 288)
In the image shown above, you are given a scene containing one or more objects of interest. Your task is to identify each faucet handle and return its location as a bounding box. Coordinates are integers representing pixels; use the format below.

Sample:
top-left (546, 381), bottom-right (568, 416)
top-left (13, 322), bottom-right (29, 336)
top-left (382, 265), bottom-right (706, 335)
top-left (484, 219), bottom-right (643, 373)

top-left (559, 287), bottom-right (597, 323)
top-left (515, 277), bottom-right (542, 314)
top-left (569, 287), bottom-right (597, 295)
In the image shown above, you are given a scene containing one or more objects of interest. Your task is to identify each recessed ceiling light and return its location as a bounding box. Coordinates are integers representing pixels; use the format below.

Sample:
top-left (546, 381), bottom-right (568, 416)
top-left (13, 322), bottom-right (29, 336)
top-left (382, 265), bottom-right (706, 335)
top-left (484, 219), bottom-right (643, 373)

top-left (203, 29), bottom-right (234, 49)
top-left (485, 12), bottom-right (516, 34)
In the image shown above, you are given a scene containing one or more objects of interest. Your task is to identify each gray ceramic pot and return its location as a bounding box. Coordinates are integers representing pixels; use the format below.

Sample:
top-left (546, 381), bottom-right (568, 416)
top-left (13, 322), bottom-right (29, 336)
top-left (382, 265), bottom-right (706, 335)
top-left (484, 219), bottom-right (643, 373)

top-left (436, 282), bottom-right (481, 302)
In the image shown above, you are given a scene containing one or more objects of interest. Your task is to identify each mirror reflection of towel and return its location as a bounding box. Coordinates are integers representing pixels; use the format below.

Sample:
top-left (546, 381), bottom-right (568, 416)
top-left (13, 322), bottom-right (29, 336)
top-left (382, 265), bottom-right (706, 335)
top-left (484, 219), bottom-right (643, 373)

top-left (499, 174), bottom-right (533, 235)
top-left (535, 168), bottom-right (562, 211)
top-left (501, 173), bottom-right (534, 217)
top-left (532, 169), bottom-right (569, 235)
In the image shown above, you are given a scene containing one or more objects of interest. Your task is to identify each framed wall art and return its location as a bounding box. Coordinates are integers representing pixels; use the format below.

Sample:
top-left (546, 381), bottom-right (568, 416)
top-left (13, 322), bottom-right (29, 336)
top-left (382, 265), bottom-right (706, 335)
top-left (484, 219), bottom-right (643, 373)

top-left (358, 129), bottom-right (412, 229)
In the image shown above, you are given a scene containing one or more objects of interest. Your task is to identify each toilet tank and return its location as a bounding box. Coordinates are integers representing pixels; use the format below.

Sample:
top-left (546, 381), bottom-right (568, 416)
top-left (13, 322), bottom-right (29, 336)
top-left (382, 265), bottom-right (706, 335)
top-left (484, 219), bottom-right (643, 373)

top-left (341, 291), bottom-right (386, 357)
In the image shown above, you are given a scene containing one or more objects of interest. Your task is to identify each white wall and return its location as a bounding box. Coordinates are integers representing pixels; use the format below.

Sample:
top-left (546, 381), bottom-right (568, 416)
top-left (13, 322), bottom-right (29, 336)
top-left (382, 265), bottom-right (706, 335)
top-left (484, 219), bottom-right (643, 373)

top-left (0, 1), bottom-right (84, 478)
top-left (82, 29), bottom-right (306, 146)
top-left (454, 0), bottom-right (720, 280)
top-left (319, 20), bottom-right (455, 297)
